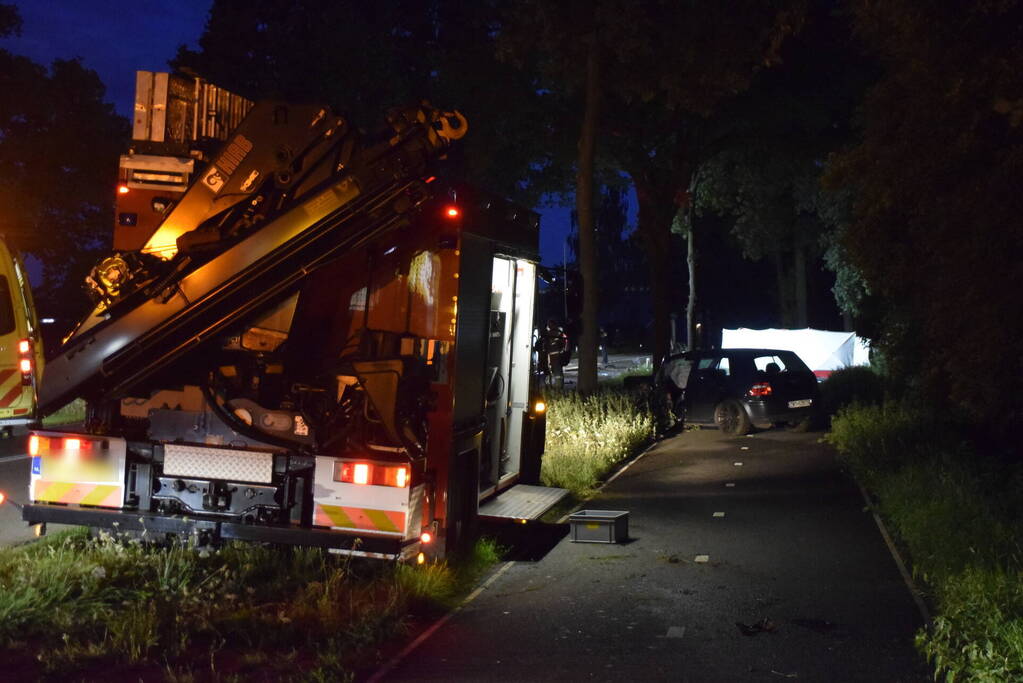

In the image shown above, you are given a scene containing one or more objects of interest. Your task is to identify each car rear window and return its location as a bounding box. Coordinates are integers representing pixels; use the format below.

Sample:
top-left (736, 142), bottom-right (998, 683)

top-left (753, 351), bottom-right (810, 374)
top-left (0, 275), bottom-right (15, 336)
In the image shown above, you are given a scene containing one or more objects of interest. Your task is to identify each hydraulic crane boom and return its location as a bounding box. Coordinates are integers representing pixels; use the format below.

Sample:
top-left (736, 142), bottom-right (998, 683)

top-left (39, 101), bottom-right (466, 415)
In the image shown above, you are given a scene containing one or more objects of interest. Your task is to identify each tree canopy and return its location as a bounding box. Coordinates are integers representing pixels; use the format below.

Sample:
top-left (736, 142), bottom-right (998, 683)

top-left (0, 3), bottom-right (127, 323)
top-left (825, 0), bottom-right (1023, 440)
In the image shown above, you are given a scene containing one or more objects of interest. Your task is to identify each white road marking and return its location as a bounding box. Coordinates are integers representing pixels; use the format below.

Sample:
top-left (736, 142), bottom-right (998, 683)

top-left (740, 446), bottom-right (750, 451)
top-left (713, 512), bottom-right (725, 518)
top-left (733, 462), bottom-right (743, 466)
top-left (725, 483), bottom-right (735, 488)
top-left (665, 626), bottom-right (686, 638)
top-left (0, 454), bottom-right (28, 464)
top-left (694, 555), bottom-right (709, 563)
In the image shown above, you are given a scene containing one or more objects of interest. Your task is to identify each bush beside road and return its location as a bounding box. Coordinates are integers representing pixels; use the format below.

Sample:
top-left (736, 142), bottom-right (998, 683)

top-left (828, 397), bottom-right (1023, 680)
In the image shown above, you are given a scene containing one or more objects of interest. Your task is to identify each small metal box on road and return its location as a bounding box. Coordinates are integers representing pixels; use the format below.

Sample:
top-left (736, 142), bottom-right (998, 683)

top-left (569, 509), bottom-right (629, 543)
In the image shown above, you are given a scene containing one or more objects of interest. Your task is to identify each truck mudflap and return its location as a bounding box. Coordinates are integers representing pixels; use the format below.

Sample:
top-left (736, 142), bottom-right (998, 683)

top-left (21, 504), bottom-right (413, 559)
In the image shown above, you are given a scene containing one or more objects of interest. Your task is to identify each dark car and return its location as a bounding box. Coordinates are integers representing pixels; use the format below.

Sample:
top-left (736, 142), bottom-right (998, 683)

top-left (656, 348), bottom-right (819, 435)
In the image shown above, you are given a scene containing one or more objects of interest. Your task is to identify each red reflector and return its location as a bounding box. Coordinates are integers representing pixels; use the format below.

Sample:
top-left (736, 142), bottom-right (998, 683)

top-left (18, 339), bottom-right (30, 354)
top-left (748, 382), bottom-right (773, 397)
top-left (445, 206), bottom-right (460, 218)
top-left (19, 358), bottom-right (32, 374)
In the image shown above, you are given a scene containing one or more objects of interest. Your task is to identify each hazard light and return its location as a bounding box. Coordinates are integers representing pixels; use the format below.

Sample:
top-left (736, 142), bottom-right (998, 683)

top-left (28, 434), bottom-right (39, 456)
top-left (19, 358), bottom-right (31, 374)
top-left (533, 400), bottom-right (546, 414)
top-left (17, 339), bottom-right (30, 354)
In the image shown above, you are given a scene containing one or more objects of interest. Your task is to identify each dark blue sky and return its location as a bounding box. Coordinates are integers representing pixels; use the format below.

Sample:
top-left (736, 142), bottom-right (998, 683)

top-left (0, 0), bottom-right (593, 266)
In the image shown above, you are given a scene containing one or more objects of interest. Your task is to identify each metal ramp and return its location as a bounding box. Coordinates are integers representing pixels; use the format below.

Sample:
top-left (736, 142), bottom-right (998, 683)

top-left (479, 484), bottom-right (569, 521)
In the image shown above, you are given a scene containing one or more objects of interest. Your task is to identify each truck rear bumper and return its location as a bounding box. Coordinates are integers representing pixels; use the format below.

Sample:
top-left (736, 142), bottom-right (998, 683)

top-left (22, 504), bottom-right (407, 559)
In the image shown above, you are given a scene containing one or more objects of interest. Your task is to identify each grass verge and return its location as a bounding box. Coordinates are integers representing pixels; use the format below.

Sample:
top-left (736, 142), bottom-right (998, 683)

top-left (541, 387), bottom-right (655, 498)
top-left (827, 402), bottom-right (1023, 680)
top-left (0, 528), bottom-right (501, 680)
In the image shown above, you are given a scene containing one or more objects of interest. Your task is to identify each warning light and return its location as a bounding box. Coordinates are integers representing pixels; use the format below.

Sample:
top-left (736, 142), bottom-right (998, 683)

top-left (117, 185), bottom-right (130, 195)
top-left (18, 339), bottom-right (30, 354)
top-left (445, 206), bottom-right (460, 218)
top-left (353, 463), bottom-right (370, 485)
top-left (19, 358), bottom-right (32, 373)
top-left (534, 400), bottom-right (546, 414)
top-left (28, 435), bottom-right (39, 456)
top-left (420, 531), bottom-right (433, 544)
top-left (417, 552), bottom-right (426, 565)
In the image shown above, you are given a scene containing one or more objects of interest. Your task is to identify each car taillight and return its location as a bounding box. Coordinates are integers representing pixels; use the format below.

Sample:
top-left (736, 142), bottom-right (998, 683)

top-left (748, 382), bottom-right (773, 397)
top-left (334, 461), bottom-right (410, 488)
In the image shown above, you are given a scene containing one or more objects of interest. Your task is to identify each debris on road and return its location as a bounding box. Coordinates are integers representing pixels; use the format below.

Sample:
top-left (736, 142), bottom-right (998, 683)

top-left (735, 617), bottom-right (778, 636)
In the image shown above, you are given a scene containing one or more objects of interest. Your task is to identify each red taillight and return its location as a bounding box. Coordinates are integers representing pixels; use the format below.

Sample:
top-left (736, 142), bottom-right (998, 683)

top-left (748, 382), bottom-right (773, 397)
top-left (336, 461), bottom-right (410, 487)
top-left (18, 338), bottom-right (33, 384)
top-left (420, 531), bottom-right (433, 544)
top-left (117, 184), bottom-right (129, 194)
top-left (445, 206), bottom-right (460, 218)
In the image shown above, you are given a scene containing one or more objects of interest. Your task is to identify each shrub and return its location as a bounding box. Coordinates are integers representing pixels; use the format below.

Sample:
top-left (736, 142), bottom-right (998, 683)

top-left (818, 365), bottom-right (884, 418)
top-left (541, 387), bottom-right (654, 497)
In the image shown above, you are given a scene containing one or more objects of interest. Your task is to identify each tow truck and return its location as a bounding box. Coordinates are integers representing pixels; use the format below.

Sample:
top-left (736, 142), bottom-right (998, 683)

top-left (16, 72), bottom-right (564, 560)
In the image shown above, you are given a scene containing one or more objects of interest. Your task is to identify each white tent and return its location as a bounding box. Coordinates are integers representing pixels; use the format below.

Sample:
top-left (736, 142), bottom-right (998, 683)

top-left (721, 328), bottom-right (870, 378)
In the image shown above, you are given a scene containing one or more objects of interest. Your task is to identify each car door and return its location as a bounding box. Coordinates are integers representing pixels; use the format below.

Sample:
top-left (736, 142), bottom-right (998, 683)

top-left (684, 354), bottom-right (730, 422)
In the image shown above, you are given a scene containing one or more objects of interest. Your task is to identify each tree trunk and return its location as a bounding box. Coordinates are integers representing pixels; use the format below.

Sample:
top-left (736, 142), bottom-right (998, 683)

top-left (794, 244), bottom-right (807, 328)
top-left (575, 32), bottom-right (600, 394)
top-left (686, 206), bottom-right (697, 349)
top-left (633, 177), bottom-right (674, 371)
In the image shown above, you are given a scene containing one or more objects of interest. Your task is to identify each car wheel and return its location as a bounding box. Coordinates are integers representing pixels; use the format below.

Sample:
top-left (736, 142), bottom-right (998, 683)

top-left (714, 399), bottom-right (751, 436)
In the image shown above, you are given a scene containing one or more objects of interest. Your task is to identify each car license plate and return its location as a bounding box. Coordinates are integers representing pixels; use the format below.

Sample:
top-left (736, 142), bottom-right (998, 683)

top-left (788, 399), bottom-right (812, 408)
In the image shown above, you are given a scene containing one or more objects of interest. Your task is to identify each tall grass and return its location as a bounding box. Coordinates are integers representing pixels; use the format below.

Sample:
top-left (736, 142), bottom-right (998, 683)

top-left (828, 402), bottom-right (1023, 680)
top-left (0, 529), bottom-right (500, 678)
top-left (541, 387), bottom-right (654, 496)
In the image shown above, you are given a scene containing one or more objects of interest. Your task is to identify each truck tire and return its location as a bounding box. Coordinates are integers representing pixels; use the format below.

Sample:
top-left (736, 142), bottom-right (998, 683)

top-left (714, 399), bottom-right (751, 436)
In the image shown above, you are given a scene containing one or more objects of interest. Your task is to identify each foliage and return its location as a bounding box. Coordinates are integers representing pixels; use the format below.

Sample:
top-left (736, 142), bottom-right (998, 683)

top-left (0, 5), bottom-right (127, 322)
top-left (40, 398), bottom-right (86, 427)
top-left (541, 387), bottom-right (654, 496)
top-left (829, 402), bottom-right (1023, 680)
top-left (175, 0), bottom-right (556, 206)
top-left (817, 365), bottom-right (884, 418)
top-left (824, 0), bottom-right (1023, 443)
top-left (0, 529), bottom-right (500, 678)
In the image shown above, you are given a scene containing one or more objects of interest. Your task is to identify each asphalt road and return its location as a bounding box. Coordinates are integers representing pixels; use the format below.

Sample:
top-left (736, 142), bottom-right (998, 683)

top-left (0, 431), bottom-right (38, 546)
top-left (382, 428), bottom-right (930, 682)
